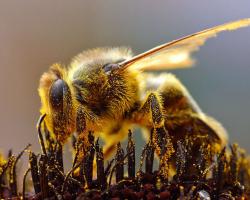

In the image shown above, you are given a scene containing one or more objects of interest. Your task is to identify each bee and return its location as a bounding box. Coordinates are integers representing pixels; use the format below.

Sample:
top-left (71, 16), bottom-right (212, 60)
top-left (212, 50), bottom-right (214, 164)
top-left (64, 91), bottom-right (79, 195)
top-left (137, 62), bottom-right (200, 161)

top-left (39, 19), bottom-right (250, 158)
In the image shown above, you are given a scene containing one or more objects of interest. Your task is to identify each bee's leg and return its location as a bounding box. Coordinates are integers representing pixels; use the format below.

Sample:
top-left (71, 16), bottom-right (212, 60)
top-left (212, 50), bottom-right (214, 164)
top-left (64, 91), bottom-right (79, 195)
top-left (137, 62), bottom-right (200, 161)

top-left (140, 93), bottom-right (164, 127)
top-left (103, 143), bottom-right (117, 159)
top-left (102, 136), bottom-right (124, 159)
top-left (74, 109), bottom-right (89, 163)
top-left (76, 109), bottom-right (86, 138)
top-left (101, 124), bottom-right (130, 159)
top-left (138, 93), bottom-right (172, 156)
top-left (136, 93), bottom-right (174, 177)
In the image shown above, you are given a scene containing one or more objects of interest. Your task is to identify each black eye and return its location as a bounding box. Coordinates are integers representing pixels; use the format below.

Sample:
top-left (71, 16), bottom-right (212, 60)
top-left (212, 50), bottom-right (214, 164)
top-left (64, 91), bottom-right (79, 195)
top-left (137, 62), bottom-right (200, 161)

top-left (49, 79), bottom-right (69, 110)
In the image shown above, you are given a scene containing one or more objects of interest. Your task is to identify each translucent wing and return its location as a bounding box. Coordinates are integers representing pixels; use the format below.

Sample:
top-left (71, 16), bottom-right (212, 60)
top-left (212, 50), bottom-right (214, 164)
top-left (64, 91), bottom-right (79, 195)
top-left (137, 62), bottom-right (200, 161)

top-left (119, 18), bottom-right (250, 71)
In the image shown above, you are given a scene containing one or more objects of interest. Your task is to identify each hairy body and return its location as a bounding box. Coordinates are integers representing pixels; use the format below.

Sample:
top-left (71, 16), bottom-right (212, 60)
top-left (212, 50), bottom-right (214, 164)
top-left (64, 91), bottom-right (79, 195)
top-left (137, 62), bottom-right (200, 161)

top-left (39, 47), bottom-right (227, 158)
top-left (39, 19), bottom-right (250, 158)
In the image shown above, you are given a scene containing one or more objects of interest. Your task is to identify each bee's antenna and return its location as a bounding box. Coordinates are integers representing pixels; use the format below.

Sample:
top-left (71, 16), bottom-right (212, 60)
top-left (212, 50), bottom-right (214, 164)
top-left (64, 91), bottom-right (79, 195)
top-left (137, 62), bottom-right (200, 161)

top-left (37, 114), bottom-right (47, 157)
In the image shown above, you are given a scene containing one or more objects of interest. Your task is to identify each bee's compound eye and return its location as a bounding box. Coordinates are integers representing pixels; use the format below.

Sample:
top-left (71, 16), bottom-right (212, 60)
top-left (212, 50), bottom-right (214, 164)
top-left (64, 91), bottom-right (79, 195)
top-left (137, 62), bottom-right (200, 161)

top-left (49, 79), bottom-right (69, 110)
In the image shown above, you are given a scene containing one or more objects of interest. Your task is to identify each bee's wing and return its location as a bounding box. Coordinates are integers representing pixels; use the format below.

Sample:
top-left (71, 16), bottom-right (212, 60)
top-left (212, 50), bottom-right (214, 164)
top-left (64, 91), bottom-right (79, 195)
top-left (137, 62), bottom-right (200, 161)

top-left (119, 18), bottom-right (250, 71)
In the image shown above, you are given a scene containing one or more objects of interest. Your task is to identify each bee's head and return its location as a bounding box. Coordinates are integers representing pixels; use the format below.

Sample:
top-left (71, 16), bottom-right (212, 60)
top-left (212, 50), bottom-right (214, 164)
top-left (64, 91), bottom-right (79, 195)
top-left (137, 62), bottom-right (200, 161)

top-left (38, 64), bottom-right (76, 143)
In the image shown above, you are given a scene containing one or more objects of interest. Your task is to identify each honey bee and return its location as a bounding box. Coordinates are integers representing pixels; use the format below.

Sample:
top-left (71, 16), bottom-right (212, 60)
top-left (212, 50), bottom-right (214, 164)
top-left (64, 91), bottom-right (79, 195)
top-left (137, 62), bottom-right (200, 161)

top-left (39, 19), bottom-right (250, 158)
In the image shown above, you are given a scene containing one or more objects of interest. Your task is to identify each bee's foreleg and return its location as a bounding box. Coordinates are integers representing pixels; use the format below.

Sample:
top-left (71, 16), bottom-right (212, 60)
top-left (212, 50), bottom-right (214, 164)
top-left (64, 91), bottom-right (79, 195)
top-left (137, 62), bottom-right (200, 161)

top-left (76, 109), bottom-right (86, 135)
top-left (75, 109), bottom-right (88, 157)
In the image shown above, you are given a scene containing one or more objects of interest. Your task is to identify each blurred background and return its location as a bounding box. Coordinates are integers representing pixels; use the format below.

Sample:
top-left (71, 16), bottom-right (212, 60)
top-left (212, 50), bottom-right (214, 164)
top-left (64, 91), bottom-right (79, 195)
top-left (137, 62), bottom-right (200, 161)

top-left (0, 1), bottom-right (250, 158)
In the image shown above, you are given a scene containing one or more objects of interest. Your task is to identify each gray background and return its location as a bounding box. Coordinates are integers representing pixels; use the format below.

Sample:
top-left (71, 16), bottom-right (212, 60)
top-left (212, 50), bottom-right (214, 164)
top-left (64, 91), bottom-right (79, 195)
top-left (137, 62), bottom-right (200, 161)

top-left (0, 1), bottom-right (250, 158)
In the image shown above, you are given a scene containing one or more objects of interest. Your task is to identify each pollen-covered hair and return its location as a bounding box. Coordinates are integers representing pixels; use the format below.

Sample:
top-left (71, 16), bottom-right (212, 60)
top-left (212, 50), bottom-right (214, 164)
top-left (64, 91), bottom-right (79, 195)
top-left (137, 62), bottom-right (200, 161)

top-left (70, 47), bottom-right (133, 69)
